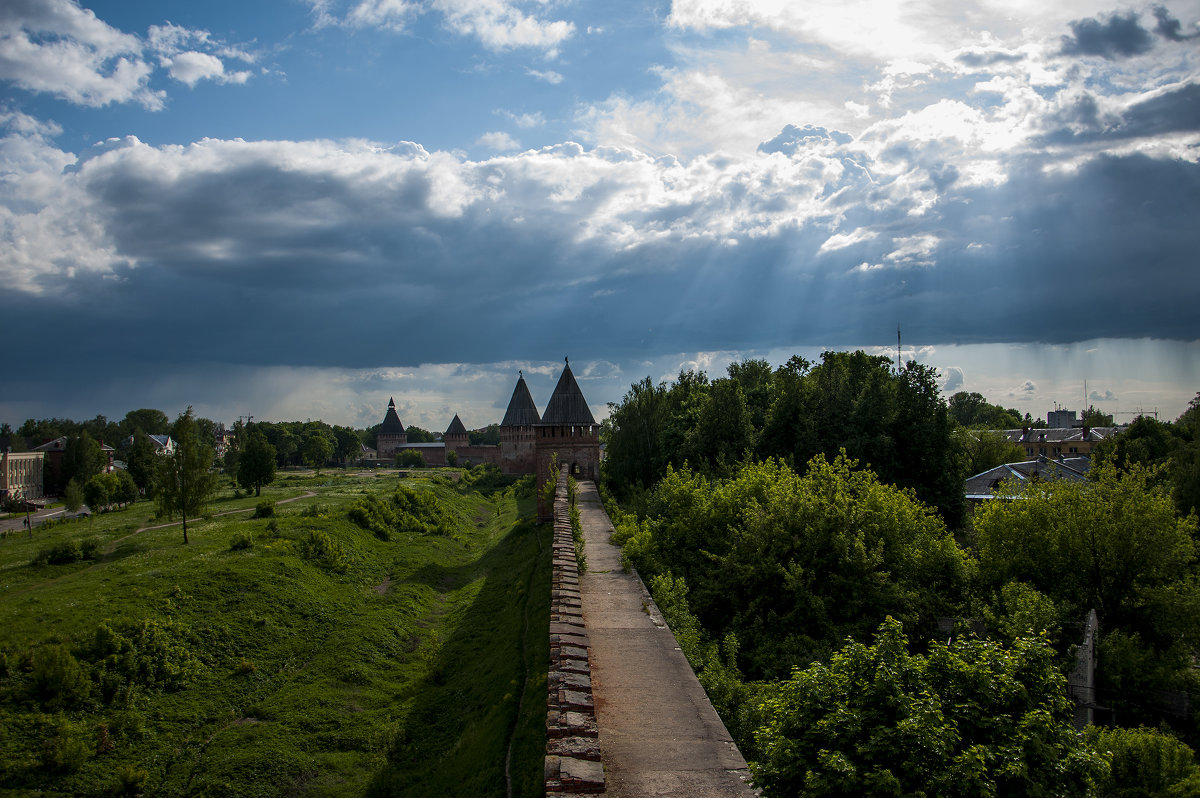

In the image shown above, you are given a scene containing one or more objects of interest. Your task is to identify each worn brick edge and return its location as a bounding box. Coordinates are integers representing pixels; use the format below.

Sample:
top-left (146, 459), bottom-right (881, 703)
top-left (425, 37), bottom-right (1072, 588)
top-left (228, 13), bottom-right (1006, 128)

top-left (545, 465), bottom-right (606, 797)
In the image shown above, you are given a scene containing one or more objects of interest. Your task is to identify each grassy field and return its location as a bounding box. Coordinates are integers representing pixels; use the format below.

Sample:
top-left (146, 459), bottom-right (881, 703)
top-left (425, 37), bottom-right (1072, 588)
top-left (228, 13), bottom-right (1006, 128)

top-left (0, 468), bottom-right (549, 797)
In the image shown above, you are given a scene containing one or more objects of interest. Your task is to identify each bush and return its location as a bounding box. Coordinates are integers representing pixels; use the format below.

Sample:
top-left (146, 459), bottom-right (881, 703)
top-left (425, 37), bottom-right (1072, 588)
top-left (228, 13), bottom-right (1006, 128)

top-left (298, 529), bottom-right (349, 573)
top-left (111, 764), bottom-right (149, 796)
top-left (1086, 725), bottom-right (1200, 795)
top-left (229, 531), bottom-right (253, 551)
top-left (31, 644), bottom-right (92, 709)
top-left (81, 537), bottom-right (101, 560)
top-left (252, 500), bottom-right (275, 518)
top-left (32, 538), bottom-right (84, 566)
top-left (41, 715), bottom-right (91, 772)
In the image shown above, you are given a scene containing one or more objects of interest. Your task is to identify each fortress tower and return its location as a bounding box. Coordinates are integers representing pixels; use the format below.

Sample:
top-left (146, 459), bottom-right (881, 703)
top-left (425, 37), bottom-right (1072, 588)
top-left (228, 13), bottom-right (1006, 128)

top-left (444, 414), bottom-right (469, 460)
top-left (499, 371), bottom-right (541, 475)
top-left (377, 398), bottom-right (407, 460)
top-left (536, 358), bottom-right (600, 521)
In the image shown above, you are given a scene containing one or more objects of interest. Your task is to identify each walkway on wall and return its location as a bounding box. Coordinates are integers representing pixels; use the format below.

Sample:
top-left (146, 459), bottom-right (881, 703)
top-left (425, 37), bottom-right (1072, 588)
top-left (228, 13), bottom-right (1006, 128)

top-left (576, 481), bottom-right (756, 797)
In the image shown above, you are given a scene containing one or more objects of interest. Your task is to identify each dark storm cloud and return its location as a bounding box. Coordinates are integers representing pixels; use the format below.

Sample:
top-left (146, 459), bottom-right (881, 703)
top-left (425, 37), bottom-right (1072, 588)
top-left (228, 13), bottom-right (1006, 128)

top-left (1152, 5), bottom-right (1198, 41)
top-left (4, 132), bottom-right (1200, 403)
top-left (1061, 11), bottom-right (1154, 59)
top-left (1036, 82), bottom-right (1200, 145)
top-left (955, 49), bottom-right (1024, 68)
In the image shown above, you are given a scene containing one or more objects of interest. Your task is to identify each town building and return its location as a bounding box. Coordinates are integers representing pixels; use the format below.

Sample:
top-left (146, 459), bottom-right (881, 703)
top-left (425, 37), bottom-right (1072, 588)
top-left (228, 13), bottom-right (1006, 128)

top-left (965, 455), bottom-right (1091, 504)
top-left (1, 450), bottom-right (45, 502)
top-left (1002, 426), bottom-right (1117, 459)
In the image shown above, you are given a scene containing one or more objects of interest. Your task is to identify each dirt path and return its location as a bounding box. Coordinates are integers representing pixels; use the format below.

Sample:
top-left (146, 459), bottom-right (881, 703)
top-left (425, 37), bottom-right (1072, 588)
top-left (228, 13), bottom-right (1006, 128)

top-left (8, 492), bottom-right (320, 598)
top-left (104, 491), bottom-right (317, 552)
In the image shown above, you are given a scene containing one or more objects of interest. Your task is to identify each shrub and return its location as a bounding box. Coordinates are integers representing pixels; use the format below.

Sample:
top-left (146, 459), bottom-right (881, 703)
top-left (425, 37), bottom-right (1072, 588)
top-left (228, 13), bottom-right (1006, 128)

top-left (298, 529), bottom-right (349, 573)
top-left (252, 500), bottom-right (275, 518)
top-left (32, 538), bottom-right (84, 566)
top-left (111, 764), bottom-right (149, 796)
top-left (80, 537), bottom-right (101, 560)
top-left (229, 531), bottom-right (253, 551)
top-left (31, 644), bottom-right (91, 709)
top-left (41, 716), bottom-right (91, 772)
top-left (1086, 725), bottom-right (1200, 795)
top-left (90, 618), bottom-right (202, 697)
top-left (301, 503), bottom-right (325, 518)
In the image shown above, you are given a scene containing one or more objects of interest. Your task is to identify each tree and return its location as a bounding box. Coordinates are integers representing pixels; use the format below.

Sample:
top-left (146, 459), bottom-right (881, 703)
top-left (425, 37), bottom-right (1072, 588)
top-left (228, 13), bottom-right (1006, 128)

top-left (1083, 404), bottom-right (1116, 427)
top-left (63, 479), bottom-right (84, 514)
top-left (154, 408), bottom-right (218, 544)
top-left (957, 428), bottom-right (1026, 476)
top-left (396, 450), bottom-right (425, 468)
top-left (445, 449), bottom-right (458, 467)
top-left (83, 473), bottom-right (115, 513)
top-left (333, 425), bottom-right (361, 464)
top-left (628, 455), bottom-right (969, 680)
top-left (753, 617), bottom-right (1106, 797)
top-left (237, 428), bottom-right (276, 497)
top-left (124, 429), bottom-right (158, 496)
top-left (61, 431), bottom-right (104, 489)
top-left (113, 469), bottom-right (139, 507)
top-left (120, 408), bottom-right (170, 438)
top-left (405, 426), bottom-right (436, 444)
top-left (302, 432), bottom-right (333, 473)
top-left (948, 391), bottom-right (1023, 429)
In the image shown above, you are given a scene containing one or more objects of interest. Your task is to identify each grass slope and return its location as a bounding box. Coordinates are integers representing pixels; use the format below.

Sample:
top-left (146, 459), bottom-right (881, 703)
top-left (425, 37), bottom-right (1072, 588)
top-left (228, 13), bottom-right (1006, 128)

top-left (0, 469), bottom-right (548, 797)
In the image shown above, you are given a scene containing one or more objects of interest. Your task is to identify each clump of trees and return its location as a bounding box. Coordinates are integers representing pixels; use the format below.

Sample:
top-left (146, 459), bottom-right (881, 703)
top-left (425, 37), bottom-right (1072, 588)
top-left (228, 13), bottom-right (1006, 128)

top-left (604, 352), bottom-right (965, 527)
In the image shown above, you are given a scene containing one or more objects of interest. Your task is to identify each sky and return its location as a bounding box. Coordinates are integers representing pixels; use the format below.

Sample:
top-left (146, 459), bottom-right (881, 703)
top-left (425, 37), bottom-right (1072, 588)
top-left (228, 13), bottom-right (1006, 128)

top-left (2, 0), bottom-right (1198, 433)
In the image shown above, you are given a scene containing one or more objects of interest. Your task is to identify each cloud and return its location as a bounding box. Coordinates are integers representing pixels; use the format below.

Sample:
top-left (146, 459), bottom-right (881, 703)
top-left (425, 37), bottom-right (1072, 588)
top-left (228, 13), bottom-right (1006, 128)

top-left (527, 68), bottom-right (564, 84)
top-left (1060, 11), bottom-right (1155, 59)
top-left (1152, 5), bottom-right (1198, 41)
top-left (0, 0), bottom-right (161, 108)
top-left (477, 130), bottom-right (520, 151)
top-left (307, 0), bottom-right (573, 53)
top-left (165, 51), bottom-right (251, 87)
top-left (1089, 389), bottom-right (1118, 403)
top-left (941, 366), bottom-right (964, 393)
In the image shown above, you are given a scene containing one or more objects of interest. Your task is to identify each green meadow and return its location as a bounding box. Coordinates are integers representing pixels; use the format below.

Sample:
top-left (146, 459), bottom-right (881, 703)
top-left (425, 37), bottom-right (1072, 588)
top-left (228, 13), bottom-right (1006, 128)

top-left (0, 469), bottom-right (549, 797)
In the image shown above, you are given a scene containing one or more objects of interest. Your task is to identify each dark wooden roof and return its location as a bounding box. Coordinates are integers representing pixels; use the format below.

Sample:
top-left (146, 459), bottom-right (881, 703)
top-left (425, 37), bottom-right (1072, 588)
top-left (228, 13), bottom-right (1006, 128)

top-left (380, 398), bottom-right (405, 435)
top-left (445, 414), bottom-right (468, 436)
top-left (501, 373), bottom-right (541, 426)
top-left (540, 361), bottom-right (596, 426)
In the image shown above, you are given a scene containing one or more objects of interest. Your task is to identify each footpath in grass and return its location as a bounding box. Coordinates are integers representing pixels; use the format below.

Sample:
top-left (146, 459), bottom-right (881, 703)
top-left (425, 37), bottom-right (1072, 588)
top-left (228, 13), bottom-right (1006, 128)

top-left (0, 467), bottom-right (549, 797)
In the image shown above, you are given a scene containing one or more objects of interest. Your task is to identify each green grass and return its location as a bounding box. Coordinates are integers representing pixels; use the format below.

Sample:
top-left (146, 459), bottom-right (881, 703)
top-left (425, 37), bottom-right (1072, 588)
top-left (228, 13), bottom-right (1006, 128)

top-left (0, 470), bottom-right (548, 797)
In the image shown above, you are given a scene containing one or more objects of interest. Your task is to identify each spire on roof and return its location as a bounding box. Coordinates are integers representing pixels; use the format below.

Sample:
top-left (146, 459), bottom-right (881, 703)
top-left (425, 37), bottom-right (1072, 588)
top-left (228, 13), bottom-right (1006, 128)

top-left (380, 398), bottom-right (405, 435)
top-left (502, 372), bottom-right (541, 426)
top-left (540, 358), bottom-right (596, 426)
top-left (445, 414), bottom-right (468, 436)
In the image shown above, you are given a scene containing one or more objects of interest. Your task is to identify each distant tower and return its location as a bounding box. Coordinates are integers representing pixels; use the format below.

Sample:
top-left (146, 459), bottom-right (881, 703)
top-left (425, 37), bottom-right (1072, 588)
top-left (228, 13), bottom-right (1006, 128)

top-left (444, 413), bottom-right (469, 456)
top-left (499, 371), bottom-right (541, 475)
top-left (535, 358), bottom-right (600, 521)
top-left (377, 398), bottom-right (407, 460)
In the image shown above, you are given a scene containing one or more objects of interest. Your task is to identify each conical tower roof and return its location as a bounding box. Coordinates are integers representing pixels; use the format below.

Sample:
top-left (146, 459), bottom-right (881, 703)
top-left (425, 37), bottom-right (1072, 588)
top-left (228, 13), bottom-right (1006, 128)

top-left (445, 414), bottom-right (468, 436)
top-left (540, 359), bottom-right (597, 426)
top-left (381, 398), bottom-right (405, 434)
top-left (501, 372), bottom-right (541, 426)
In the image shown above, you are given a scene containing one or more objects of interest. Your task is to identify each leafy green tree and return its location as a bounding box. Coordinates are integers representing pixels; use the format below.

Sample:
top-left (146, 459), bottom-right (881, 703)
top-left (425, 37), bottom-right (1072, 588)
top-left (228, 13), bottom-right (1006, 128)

top-left (468, 423), bottom-right (501, 446)
top-left (975, 462), bottom-right (1196, 633)
top-left (124, 430), bottom-right (158, 496)
top-left (957, 428), bottom-right (1027, 476)
top-left (1172, 393), bottom-right (1200, 517)
top-left (681, 378), bottom-right (754, 473)
top-left (120, 408), bottom-right (170, 438)
top-left (1083, 405), bottom-right (1116, 427)
top-left (113, 469), bottom-right (138, 507)
top-left (405, 426), bottom-right (436, 444)
top-left (333, 425), bottom-right (361, 464)
top-left (445, 449), bottom-right (458, 467)
top-left (948, 391), bottom-right (1023, 429)
top-left (302, 432), bottom-right (333, 473)
top-left (602, 376), bottom-right (670, 493)
top-left (63, 479), bottom-right (84, 514)
top-left (61, 431), bottom-right (105, 489)
top-left (1085, 725), bottom-right (1200, 796)
top-left (83, 473), bottom-right (115, 513)
top-left (628, 455), bottom-right (969, 679)
top-left (396, 449), bottom-right (426, 468)
top-left (753, 617), bottom-right (1106, 797)
top-left (237, 428), bottom-right (276, 497)
top-left (154, 408), bottom-right (218, 544)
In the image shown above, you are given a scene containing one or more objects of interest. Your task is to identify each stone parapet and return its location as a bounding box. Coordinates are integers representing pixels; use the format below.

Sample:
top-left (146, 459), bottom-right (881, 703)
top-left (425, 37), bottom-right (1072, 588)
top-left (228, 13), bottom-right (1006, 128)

top-left (545, 465), bottom-right (606, 797)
